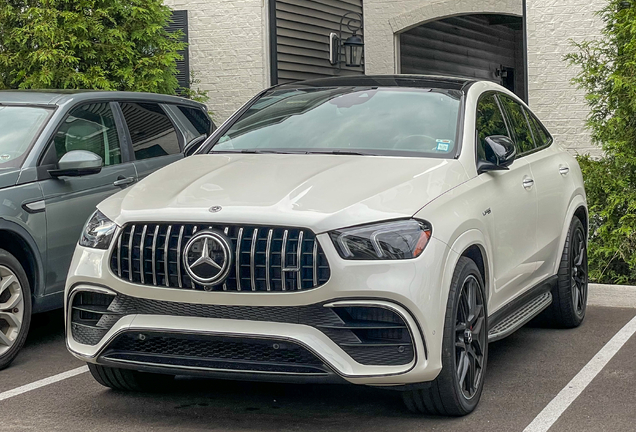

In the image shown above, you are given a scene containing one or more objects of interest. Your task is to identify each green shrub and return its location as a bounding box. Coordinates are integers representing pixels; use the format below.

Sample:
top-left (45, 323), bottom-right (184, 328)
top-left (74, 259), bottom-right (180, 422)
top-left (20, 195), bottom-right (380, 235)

top-left (0, 0), bottom-right (185, 94)
top-left (566, 0), bottom-right (636, 284)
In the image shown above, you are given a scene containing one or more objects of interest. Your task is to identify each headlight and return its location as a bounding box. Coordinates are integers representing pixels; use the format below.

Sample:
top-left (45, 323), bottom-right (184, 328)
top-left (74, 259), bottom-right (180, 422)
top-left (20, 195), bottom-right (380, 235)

top-left (79, 210), bottom-right (117, 249)
top-left (330, 219), bottom-right (432, 260)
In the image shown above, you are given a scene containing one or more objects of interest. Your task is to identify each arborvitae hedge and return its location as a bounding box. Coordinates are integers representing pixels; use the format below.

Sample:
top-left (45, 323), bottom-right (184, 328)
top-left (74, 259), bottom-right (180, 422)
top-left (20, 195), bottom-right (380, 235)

top-left (567, 0), bottom-right (636, 284)
top-left (0, 0), bottom-right (185, 94)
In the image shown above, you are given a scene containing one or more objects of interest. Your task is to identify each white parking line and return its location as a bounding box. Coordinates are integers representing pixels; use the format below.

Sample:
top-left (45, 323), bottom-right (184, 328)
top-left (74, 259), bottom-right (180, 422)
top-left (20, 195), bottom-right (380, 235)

top-left (523, 313), bottom-right (636, 432)
top-left (0, 366), bottom-right (88, 402)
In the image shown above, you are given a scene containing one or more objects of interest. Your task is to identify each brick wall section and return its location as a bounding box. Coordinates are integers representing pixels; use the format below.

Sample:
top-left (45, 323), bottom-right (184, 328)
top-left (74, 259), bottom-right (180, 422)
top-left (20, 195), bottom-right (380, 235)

top-left (527, 0), bottom-right (605, 156)
top-left (163, 0), bottom-right (269, 124)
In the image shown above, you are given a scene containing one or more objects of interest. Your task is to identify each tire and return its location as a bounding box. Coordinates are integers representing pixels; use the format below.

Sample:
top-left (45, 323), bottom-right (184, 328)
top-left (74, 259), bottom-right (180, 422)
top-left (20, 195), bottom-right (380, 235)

top-left (402, 257), bottom-right (488, 416)
top-left (536, 216), bottom-right (588, 328)
top-left (0, 249), bottom-right (32, 371)
top-left (88, 363), bottom-right (175, 392)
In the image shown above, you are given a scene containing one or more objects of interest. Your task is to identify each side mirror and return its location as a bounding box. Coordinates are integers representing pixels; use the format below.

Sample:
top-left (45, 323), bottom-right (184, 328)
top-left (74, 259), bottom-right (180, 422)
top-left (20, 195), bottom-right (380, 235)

top-left (478, 136), bottom-right (517, 174)
top-left (49, 150), bottom-right (103, 178)
top-left (184, 135), bottom-right (207, 157)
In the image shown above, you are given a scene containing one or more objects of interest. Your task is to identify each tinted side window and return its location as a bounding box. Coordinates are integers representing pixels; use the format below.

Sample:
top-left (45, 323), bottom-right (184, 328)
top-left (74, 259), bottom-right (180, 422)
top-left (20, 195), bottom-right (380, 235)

top-left (54, 103), bottom-right (122, 166)
top-left (476, 93), bottom-right (510, 162)
top-left (178, 106), bottom-right (211, 135)
top-left (120, 102), bottom-right (180, 160)
top-left (499, 95), bottom-right (535, 155)
top-left (526, 109), bottom-right (551, 149)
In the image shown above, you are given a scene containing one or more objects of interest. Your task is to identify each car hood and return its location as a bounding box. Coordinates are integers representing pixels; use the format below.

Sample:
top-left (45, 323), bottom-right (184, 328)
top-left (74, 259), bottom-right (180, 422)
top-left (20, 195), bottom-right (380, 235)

top-left (0, 168), bottom-right (20, 190)
top-left (99, 154), bottom-right (469, 233)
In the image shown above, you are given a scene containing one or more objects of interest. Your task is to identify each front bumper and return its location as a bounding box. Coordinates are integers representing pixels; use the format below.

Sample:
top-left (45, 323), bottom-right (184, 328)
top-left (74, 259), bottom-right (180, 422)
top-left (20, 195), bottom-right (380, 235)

top-left (65, 234), bottom-right (456, 386)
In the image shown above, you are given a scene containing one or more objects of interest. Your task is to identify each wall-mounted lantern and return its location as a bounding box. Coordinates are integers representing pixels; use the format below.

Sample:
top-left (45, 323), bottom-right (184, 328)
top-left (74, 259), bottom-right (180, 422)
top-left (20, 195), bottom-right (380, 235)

top-left (329, 12), bottom-right (364, 68)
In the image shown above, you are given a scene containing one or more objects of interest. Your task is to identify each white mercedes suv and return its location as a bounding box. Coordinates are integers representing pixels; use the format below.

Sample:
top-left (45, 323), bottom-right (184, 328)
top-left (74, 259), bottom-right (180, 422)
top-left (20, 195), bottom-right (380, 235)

top-left (65, 76), bottom-right (588, 416)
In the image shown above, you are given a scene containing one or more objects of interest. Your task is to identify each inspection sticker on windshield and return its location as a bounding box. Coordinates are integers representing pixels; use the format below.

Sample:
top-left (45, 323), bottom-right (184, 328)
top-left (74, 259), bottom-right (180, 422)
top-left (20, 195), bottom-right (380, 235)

top-left (436, 139), bottom-right (452, 152)
top-left (0, 154), bottom-right (10, 161)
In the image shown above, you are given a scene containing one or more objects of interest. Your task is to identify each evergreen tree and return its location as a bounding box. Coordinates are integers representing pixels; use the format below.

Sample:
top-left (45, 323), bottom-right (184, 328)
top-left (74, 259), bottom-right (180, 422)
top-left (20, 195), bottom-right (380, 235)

top-left (567, 0), bottom-right (636, 283)
top-left (0, 0), bottom-right (185, 94)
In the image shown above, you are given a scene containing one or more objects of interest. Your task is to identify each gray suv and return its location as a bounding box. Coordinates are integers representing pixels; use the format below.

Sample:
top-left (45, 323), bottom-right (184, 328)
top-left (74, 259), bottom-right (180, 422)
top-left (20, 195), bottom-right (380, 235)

top-left (0, 90), bottom-right (213, 369)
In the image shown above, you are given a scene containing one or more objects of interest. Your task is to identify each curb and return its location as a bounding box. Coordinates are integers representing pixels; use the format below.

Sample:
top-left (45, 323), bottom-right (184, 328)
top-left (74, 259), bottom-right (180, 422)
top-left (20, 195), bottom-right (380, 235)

top-left (589, 284), bottom-right (636, 308)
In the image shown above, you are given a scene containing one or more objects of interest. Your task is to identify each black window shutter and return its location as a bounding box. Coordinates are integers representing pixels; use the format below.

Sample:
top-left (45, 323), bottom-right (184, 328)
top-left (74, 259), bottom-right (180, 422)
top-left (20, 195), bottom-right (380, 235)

top-left (167, 10), bottom-right (190, 89)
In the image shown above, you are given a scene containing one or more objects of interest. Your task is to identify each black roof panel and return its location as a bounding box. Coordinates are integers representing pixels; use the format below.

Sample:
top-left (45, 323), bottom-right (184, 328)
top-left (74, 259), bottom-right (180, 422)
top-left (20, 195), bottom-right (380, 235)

top-left (276, 75), bottom-right (476, 91)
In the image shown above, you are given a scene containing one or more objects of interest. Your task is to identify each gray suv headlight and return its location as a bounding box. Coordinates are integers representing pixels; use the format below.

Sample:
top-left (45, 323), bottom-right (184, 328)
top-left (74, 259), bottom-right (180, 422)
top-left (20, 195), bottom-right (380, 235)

top-left (329, 219), bottom-right (432, 260)
top-left (80, 210), bottom-right (117, 250)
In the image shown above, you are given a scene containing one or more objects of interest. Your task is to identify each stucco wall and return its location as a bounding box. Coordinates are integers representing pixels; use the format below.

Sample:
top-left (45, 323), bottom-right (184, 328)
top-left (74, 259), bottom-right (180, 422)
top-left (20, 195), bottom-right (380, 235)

top-left (527, 0), bottom-right (605, 156)
top-left (163, 0), bottom-right (270, 124)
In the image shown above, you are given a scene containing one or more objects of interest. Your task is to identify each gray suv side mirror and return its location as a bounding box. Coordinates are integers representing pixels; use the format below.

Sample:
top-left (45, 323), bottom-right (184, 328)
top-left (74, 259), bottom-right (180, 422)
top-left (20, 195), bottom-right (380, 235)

top-left (49, 150), bottom-right (103, 177)
top-left (477, 136), bottom-right (517, 174)
top-left (184, 135), bottom-right (208, 157)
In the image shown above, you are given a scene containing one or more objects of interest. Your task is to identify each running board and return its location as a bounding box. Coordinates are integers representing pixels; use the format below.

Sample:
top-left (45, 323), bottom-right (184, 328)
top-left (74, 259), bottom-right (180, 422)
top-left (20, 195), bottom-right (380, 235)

top-left (488, 292), bottom-right (553, 343)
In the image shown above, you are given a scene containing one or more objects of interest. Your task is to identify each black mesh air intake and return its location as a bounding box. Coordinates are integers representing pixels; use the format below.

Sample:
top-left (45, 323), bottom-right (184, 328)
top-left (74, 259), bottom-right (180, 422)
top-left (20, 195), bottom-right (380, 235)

top-left (101, 333), bottom-right (328, 375)
top-left (70, 291), bottom-right (118, 346)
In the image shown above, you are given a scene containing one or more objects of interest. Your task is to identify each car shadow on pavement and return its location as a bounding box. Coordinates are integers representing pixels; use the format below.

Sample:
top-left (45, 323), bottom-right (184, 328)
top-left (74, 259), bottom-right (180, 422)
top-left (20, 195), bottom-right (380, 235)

top-left (80, 335), bottom-right (536, 432)
top-left (25, 308), bottom-right (66, 348)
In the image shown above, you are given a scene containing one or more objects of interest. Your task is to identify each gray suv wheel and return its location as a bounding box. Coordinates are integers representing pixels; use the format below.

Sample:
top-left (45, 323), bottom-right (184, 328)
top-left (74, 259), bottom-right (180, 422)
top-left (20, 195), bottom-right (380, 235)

top-left (0, 249), bottom-right (32, 370)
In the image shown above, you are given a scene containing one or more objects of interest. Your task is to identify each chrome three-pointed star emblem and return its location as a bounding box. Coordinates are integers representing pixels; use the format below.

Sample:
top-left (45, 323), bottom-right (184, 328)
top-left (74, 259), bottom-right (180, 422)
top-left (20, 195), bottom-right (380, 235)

top-left (183, 230), bottom-right (233, 286)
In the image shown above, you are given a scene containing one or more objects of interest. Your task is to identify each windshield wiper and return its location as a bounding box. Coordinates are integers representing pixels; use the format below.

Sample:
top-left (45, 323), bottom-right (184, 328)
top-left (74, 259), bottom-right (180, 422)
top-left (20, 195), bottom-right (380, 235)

top-left (212, 149), bottom-right (308, 155)
top-left (305, 150), bottom-right (370, 156)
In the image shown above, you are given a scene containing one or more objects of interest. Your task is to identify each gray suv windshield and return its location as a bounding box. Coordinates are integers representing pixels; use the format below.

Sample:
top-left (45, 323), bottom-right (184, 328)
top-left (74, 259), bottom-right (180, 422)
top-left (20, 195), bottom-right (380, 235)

top-left (210, 87), bottom-right (462, 158)
top-left (0, 105), bottom-right (52, 167)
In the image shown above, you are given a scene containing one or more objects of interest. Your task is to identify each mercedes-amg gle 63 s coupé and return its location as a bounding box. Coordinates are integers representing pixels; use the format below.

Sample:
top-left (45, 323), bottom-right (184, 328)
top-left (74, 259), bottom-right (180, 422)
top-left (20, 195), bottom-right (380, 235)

top-left (65, 76), bottom-right (588, 416)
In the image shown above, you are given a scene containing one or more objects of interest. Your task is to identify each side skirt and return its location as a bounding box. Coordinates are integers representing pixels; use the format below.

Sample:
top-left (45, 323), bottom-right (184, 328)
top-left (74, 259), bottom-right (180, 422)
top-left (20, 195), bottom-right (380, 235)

top-left (487, 275), bottom-right (557, 343)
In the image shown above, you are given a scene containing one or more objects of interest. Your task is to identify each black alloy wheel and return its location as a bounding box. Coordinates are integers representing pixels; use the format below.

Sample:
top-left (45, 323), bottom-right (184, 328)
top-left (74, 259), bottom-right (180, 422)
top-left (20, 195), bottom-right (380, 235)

top-left (534, 216), bottom-right (588, 328)
top-left (571, 225), bottom-right (588, 319)
top-left (455, 275), bottom-right (487, 400)
top-left (402, 257), bottom-right (488, 416)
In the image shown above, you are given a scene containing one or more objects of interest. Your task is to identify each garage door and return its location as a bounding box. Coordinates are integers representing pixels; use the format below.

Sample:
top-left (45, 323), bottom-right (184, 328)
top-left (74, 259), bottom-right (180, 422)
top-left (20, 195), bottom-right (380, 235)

top-left (400, 14), bottom-right (524, 98)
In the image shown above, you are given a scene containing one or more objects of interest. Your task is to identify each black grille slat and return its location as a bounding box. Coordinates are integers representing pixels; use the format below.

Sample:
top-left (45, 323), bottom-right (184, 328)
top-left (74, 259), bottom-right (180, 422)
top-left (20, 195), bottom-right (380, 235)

top-left (111, 224), bottom-right (331, 292)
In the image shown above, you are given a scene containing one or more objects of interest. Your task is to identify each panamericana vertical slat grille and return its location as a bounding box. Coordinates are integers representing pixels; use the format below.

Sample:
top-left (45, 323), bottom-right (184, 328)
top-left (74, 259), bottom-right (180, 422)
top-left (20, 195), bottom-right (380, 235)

top-left (110, 224), bottom-right (330, 292)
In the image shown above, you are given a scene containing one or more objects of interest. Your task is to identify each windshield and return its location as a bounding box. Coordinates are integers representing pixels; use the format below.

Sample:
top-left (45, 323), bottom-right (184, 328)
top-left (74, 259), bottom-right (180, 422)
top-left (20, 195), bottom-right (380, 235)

top-left (0, 106), bottom-right (52, 168)
top-left (209, 87), bottom-right (462, 158)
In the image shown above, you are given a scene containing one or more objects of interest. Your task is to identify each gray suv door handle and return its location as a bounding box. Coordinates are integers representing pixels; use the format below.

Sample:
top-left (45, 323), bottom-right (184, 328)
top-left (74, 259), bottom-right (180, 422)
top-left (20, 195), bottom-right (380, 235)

top-left (523, 178), bottom-right (535, 190)
top-left (559, 166), bottom-right (570, 176)
top-left (113, 176), bottom-right (135, 187)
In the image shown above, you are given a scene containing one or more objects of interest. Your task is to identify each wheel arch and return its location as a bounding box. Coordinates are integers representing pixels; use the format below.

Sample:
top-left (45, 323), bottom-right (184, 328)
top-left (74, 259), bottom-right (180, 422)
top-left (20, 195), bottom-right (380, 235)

top-left (444, 229), bottom-right (493, 306)
top-left (0, 220), bottom-right (45, 303)
top-left (553, 195), bottom-right (588, 275)
top-left (574, 205), bottom-right (588, 236)
top-left (461, 244), bottom-right (488, 294)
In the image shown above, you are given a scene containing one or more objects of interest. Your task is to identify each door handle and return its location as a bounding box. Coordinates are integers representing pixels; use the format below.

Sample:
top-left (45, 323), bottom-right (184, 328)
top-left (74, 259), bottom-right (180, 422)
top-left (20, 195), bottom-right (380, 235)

top-left (113, 176), bottom-right (135, 187)
top-left (559, 166), bottom-right (570, 176)
top-left (523, 178), bottom-right (535, 190)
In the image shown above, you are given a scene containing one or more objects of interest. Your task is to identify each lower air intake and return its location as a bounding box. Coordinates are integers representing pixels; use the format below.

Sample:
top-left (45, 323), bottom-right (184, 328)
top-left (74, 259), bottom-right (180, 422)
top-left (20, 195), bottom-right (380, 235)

top-left (100, 333), bottom-right (329, 375)
top-left (70, 291), bottom-right (118, 346)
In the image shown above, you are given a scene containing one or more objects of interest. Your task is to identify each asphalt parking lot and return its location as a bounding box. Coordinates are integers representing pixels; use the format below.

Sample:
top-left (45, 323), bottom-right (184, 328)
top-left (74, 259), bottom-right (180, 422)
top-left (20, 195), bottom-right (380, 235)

top-left (1, 287), bottom-right (635, 432)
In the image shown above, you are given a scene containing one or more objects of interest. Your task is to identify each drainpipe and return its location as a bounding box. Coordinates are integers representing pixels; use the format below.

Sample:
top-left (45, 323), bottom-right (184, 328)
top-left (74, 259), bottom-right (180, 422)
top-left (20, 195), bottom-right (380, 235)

top-left (523, 0), bottom-right (529, 104)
